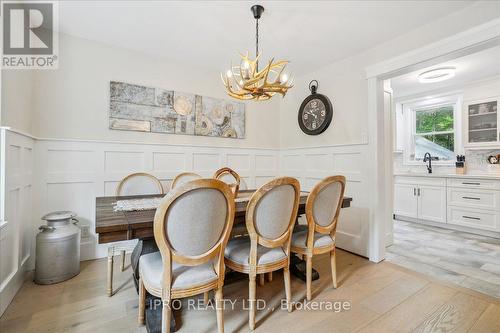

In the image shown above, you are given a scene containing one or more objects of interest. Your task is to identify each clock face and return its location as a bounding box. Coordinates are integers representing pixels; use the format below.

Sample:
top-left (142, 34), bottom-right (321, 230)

top-left (302, 99), bottom-right (326, 131)
top-left (298, 93), bottom-right (333, 135)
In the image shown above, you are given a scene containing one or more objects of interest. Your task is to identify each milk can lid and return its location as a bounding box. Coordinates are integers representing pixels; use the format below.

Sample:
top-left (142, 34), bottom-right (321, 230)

top-left (41, 211), bottom-right (77, 221)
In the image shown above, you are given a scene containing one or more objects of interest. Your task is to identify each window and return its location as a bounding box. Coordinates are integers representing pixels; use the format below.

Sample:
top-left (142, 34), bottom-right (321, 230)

top-left (401, 95), bottom-right (461, 164)
top-left (413, 105), bottom-right (455, 161)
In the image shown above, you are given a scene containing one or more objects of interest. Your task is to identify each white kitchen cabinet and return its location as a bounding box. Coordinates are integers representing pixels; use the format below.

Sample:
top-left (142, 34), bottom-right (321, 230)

top-left (464, 97), bottom-right (500, 147)
top-left (394, 183), bottom-right (418, 218)
top-left (394, 177), bottom-right (446, 223)
top-left (417, 185), bottom-right (447, 223)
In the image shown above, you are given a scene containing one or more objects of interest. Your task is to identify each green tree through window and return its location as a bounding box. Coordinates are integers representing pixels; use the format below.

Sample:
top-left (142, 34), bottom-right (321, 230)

top-left (414, 105), bottom-right (454, 160)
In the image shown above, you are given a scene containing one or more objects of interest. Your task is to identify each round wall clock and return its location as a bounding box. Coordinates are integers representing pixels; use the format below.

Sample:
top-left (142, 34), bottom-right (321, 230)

top-left (298, 80), bottom-right (333, 135)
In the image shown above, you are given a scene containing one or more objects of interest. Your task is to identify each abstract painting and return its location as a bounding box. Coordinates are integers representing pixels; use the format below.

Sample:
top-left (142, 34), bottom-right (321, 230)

top-left (109, 81), bottom-right (245, 138)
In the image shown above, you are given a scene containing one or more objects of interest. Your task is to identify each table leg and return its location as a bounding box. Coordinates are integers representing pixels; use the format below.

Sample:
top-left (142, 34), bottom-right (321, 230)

top-left (290, 255), bottom-right (319, 282)
top-left (131, 238), bottom-right (177, 333)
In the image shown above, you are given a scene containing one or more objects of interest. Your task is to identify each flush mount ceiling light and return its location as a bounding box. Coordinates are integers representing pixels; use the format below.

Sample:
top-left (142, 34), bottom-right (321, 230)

top-left (418, 67), bottom-right (456, 83)
top-left (221, 5), bottom-right (293, 101)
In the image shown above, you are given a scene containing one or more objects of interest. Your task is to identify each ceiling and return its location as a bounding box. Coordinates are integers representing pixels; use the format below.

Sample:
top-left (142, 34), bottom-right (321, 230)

top-left (391, 45), bottom-right (500, 98)
top-left (58, 1), bottom-right (474, 75)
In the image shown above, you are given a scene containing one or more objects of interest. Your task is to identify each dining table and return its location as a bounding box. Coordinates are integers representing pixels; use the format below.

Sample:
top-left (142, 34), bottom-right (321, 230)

top-left (95, 189), bottom-right (352, 333)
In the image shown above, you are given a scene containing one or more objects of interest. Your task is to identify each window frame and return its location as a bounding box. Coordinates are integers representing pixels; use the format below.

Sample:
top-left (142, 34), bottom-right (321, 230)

top-left (401, 94), bottom-right (462, 166)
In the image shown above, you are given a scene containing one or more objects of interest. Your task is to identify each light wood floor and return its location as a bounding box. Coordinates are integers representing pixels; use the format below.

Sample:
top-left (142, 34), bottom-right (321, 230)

top-left (387, 220), bottom-right (500, 299)
top-left (1, 250), bottom-right (500, 333)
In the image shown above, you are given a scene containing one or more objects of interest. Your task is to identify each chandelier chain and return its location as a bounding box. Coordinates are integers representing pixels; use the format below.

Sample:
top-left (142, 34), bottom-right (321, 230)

top-left (255, 17), bottom-right (259, 71)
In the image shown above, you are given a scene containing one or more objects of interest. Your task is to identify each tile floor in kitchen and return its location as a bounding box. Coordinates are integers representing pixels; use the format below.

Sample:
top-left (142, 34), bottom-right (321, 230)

top-left (386, 220), bottom-right (500, 299)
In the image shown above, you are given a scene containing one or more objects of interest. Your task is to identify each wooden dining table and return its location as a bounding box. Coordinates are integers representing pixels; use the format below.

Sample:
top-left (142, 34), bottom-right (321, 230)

top-left (95, 189), bottom-right (352, 333)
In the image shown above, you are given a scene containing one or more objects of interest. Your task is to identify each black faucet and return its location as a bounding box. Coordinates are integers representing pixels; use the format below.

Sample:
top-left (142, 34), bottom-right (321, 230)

top-left (423, 152), bottom-right (432, 174)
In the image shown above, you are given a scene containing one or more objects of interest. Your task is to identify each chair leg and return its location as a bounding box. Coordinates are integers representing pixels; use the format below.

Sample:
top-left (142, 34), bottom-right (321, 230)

top-left (267, 271), bottom-right (273, 282)
top-left (330, 249), bottom-right (337, 289)
top-left (283, 267), bottom-right (292, 313)
top-left (259, 274), bottom-right (265, 286)
top-left (107, 247), bottom-right (114, 297)
top-left (249, 274), bottom-right (257, 330)
top-left (204, 291), bottom-right (209, 304)
top-left (306, 255), bottom-right (312, 301)
top-left (138, 278), bottom-right (146, 325)
top-left (215, 288), bottom-right (224, 333)
top-left (120, 250), bottom-right (126, 271)
top-left (162, 299), bottom-right (172, 333)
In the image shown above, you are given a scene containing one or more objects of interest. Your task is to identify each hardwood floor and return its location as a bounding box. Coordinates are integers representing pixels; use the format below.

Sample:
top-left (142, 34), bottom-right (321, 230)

top-left (1, 249), bottom-right (499, 333)
top-left (387, 220), bottom-right (500, 299)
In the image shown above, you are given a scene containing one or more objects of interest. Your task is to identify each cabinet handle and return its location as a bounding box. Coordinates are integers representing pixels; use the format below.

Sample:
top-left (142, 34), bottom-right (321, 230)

top-left (462, 215), bottom-right (481, 220)
top-left (417, 188), bottom-right (420, 196)
top-left (462, 182), bottom-right (480, 185)
top-left (413, 188), bottom-right (416, 196)
top-left (462, 196), bottom-right (480, 200)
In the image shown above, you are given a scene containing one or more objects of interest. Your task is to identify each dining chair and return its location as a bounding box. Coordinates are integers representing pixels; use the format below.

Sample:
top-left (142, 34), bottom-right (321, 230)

top-left (213, 167), bottom-right (247, 194)
top-left (138, 179), bottom-right (235, 333)
top-left (171, 172), bottom-right (202, 190)
top-left (290, 175), bottom-right (346, 301)
top-left (224, 177), bottom-right (300, 330)
top-left (107, 172), bottom-right (164, 296)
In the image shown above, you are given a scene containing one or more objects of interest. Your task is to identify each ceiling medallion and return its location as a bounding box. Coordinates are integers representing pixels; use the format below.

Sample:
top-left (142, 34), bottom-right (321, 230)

top-left (221, 5), bottom-right (293, 101)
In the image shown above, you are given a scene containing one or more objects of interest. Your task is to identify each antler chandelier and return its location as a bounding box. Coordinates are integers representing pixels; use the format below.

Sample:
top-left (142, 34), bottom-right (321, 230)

top-left (221, 5), bottom-right (293, 101)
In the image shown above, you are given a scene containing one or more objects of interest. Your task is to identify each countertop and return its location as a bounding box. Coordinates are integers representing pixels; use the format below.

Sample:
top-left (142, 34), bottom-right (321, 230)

top-left (394, 172), bottom-right (500, 180)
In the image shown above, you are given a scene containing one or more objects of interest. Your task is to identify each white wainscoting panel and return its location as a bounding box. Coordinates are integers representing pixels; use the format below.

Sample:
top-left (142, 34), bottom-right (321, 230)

top-left (34, 139), bottom-right (279, 260)
top-left (279, 144), bottom-right (369, 257)
top-left (0, 129), bottom-right (34, 316)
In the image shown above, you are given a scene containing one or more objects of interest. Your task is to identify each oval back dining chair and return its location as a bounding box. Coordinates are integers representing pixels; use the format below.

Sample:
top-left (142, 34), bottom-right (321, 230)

top-left (213, 167), bottom-right (247, 194)
top-left (106, 173), bottom-right (164, 297)
top-left (290, 175), bottom-right (346, 301)
top-left (171, 172), bottom-right (202, 190)
top-left (138, 179), bottom-right (235, 333)
top-left (116, 172), bottom-right (164, 196)
top-left (224, 177), bottom-right (300, 330)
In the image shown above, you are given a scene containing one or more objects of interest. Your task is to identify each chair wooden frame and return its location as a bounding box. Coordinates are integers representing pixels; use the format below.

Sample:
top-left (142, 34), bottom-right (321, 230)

top-left (290, 175), bottom-right (346, 301)
top-left (224, 177), bottom-right (300, 330)
top-left (213, 167), bottom-right (241, 195)
top-left (170, 172), bottom-right (202, 190)
top-left (116, 172), bottom-right (164, 196)
top-left (138, 179), bottom-right (235, 333)
top-left (107, 172), bottom-right (163, 297)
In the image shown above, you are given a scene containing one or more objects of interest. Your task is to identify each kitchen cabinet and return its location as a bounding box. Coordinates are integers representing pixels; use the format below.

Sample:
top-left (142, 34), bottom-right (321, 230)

top-left (394, 175), bottom-right (500, 234)
top-left (464, 97), bottom-right (500, 147)
top-left (394, 176), bottom-right (447, 223)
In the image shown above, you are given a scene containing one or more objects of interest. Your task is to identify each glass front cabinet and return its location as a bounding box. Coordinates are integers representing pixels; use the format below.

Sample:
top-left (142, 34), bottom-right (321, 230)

top-left (464, 97), bottom-right (500, 147)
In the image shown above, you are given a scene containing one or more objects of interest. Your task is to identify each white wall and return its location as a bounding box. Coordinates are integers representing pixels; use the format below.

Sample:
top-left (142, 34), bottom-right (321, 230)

top-left (1, 70), bottom-right (35, 135)
top-left (31, 33), bottom-right (281, 149)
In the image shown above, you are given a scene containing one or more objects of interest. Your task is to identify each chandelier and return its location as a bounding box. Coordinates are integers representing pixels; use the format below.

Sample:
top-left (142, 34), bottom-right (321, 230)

top-left (221, 5), bottom-right (293, 101)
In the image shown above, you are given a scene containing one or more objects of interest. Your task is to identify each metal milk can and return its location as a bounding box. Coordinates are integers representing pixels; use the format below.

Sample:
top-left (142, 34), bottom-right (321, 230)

top-left (35, 211), bottom-right (81, 284)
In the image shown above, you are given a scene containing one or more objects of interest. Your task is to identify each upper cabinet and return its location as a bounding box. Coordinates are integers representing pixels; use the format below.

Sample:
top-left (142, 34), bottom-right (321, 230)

top-left (464, 96), bottom-right (499, 147)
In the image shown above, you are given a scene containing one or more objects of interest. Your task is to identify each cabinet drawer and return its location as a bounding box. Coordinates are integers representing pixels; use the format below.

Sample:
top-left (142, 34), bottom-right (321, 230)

top-left (447, 207), bottom-right (498, 231)
top-left (447, 178), bottom-right (500, 190)
top-left (447, 188), bottom-right (500, 211)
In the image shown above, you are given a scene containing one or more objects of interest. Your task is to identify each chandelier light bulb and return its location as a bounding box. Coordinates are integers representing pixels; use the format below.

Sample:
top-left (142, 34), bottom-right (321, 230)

top-left (242, 60), bottom-right (250, 69)
top-left (226, 70), bottom-right (232, 78)
top-left (280, 73), bottom-right (288, 83)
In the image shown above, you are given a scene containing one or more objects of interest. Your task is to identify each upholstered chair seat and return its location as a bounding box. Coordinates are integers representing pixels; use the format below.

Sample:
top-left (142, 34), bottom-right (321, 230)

top-left (106, 172), bottom-right (164, 297)
top-left (140, 252), bottom-right (218, 291)
top-left (223, 177), bottom-right (300, 330)
top-left (290, 176), bottom-right (346, 301)
top-left (138, 179), bottom-right (235, 333)
top-left (291, 231), bottom-right (334, 249)
top-left (224, 236), bottom-right (287, 267)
